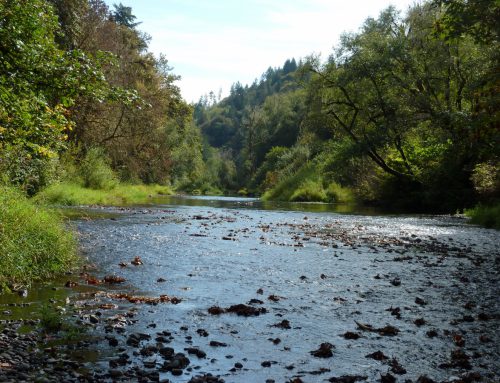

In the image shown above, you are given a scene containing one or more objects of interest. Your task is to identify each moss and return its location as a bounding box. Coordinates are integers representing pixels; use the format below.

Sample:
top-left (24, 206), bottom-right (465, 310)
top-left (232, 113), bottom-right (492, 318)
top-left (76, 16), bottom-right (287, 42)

top-left (0, 186), bottom-right (78, 287)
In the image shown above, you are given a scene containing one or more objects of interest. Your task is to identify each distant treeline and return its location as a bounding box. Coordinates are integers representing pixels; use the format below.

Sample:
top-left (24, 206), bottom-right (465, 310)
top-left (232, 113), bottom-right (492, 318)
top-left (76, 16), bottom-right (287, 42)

top-left (193, 0), bottom-right (499, 212)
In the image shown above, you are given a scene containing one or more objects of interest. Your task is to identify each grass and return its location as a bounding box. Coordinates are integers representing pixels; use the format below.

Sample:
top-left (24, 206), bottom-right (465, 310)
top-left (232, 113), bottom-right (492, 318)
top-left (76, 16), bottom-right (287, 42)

top-left (0, 186), bottom-right (78, 288)
top-left (465, 203), bottom-right (500, 230)
top-left (36, 182), bottom-right (174, 206)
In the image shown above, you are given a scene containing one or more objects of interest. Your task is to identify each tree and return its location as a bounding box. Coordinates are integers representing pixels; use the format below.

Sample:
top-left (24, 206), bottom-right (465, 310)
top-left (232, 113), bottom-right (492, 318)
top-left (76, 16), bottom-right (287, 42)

top-left (112, 2), bottom-right (141, 28)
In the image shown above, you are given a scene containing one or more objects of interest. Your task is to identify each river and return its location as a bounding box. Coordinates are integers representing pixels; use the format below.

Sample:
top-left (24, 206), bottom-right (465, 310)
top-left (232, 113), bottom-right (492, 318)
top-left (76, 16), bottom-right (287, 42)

top-left (3, 196), bottom-right (500, 382)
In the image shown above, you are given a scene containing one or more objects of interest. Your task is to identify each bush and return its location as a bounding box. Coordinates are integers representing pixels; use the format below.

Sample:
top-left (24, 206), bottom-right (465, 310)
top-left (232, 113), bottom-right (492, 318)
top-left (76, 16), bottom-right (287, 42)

top-left (0, 186), bottom-right (77, 287)
top-left (79, 147), bottom-right (118, 190)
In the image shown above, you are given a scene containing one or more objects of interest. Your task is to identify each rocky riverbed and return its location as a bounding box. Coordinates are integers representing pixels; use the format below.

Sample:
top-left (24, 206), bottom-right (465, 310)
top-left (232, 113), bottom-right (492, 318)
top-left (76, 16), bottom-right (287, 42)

top-left (1, 197), bottom-right (499, 382)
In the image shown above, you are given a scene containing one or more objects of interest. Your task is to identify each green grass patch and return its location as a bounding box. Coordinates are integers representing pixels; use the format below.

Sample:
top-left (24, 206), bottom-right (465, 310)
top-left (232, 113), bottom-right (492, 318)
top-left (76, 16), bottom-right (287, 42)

top-left (465, 203), bottom-right (500, 230)
top-left (262, 163), bottom-right (355, 203)
top-left (0, 186), bottom-right (78, 288)
top-left (36, 182), bottom-right (174, 206)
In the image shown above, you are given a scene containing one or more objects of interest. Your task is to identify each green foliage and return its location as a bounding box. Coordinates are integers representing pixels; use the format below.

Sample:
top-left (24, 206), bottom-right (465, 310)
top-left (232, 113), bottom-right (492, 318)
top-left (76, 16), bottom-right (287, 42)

top-left (36, 182), bottom-right (173, 206)
top-left (0, 186), bottom-right (77, 286)
top-left (465, 203), bottom-right (500, 230)
top-left (471, 161), bottom-right (500, 200)
top-left (290, 180), bottom-right (327, 202)
top-left (79, 147), bottom-right (118, 190)
top-left (325, 183), bottom-right (355, 204)
top-left (433, 0), bottom-right (499, 44)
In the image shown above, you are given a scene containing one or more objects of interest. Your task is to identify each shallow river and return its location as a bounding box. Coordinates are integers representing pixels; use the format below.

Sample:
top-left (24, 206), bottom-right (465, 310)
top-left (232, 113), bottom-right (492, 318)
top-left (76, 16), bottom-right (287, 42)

top-left (49, 197), bottom-right (500, 381)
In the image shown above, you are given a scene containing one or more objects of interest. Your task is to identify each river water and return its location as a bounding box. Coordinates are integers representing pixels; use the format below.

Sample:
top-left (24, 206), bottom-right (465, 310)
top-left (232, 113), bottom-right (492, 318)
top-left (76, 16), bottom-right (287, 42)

top-left (3, 196), bottom-right (498, 382)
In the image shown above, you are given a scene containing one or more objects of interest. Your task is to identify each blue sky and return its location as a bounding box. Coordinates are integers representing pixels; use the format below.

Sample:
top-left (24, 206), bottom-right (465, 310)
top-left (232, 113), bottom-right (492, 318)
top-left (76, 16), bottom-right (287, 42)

top-left (104, 0), bottom-right (418, 102)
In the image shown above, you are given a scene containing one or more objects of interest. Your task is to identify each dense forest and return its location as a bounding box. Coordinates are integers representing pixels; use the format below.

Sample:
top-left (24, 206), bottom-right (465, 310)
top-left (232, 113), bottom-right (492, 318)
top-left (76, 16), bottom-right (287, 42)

top-left (0, 0), bottom-right (498, 215)
top-left (194, 1), bottom-right (499, 212)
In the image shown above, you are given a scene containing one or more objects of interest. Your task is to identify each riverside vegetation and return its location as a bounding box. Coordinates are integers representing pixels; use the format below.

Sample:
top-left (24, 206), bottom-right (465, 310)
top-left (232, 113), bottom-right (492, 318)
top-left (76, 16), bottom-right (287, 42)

top-left (0, 1), bottom-right (499, 285)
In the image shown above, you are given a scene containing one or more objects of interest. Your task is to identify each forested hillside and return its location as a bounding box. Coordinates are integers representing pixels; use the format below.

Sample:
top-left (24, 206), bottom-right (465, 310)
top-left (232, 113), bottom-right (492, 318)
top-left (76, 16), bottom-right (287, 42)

top-left (194, 1), bottom-right (499, 213)
top-left (0, 0), bottom-right (203, 195)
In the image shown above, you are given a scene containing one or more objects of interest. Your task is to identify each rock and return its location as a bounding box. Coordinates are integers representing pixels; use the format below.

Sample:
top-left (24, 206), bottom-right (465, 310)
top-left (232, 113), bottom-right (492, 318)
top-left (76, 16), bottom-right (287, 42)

top-left (328, 375), bottom-right (367, 382)
top-left (380, 373), bottom-right (396, 383)
top-left (415, 297), bottom-right (427, 306)
top-left (310, 343), bottom-right (334, 358)
top-left (365, 350), bottom-right (388, 360)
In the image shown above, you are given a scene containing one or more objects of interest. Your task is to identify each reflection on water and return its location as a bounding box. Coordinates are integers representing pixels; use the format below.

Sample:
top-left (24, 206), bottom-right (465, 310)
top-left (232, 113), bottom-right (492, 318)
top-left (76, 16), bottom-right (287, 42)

top-left (149, 194), bottom-right (381, 215)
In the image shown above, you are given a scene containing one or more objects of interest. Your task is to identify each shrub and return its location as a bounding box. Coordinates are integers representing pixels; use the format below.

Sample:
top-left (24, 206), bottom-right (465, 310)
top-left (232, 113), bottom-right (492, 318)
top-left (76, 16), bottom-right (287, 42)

top-left (79, 147), bottom-right (118, 190)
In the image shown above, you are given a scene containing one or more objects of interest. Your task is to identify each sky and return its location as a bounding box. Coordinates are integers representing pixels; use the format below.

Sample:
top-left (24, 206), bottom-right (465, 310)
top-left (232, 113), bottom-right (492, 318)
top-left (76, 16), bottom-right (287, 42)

top-left (104, 0), bottom-right (418, 103)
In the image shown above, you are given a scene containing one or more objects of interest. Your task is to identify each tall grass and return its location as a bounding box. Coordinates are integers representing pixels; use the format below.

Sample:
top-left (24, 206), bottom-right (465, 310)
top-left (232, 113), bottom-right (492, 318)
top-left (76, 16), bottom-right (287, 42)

top-left (0, 186), bottom-right (77, 288)
top-left (465, 203), bottom-right (500, 229)
top-left (262, 163), bottom-right (355, 203)
top-left (36, 182), bottom-right (173, 206)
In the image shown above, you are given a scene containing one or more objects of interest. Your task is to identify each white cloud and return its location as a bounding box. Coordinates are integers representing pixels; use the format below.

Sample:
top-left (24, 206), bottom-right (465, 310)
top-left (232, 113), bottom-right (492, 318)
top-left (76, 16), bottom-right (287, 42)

top-left (114, 0), bottom-right (418, 102)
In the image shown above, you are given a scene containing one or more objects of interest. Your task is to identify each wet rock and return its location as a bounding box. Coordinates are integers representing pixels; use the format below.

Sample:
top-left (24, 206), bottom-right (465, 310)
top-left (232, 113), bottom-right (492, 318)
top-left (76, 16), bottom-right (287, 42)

top-left (328, 375), bottom-right (367, 382)
top-left (415, 297), bottom-right (427, 306)
top-left (355, 321), bottom-right (400, 336)
top-left (268, 294), bottom-right (281, 302)
top-left (416, 376), bottom-right (436, 383)
top-left (185, 347), bottom-right (206, 358)
top-left (161, 353), bottom-right (190, 372)
top-left (188, 374), bottom-right (225, 383)
top-left (380, 373), bottom-right (396, 383)
top-left (439, 349), bottom-right (472, 370)
top-left (209, 341), bottom-right (227, 347)
top-left (247, 298), bottom-right (264, 305)
top-left (109, 369), bottom-right (123, 378)
top-left (104, 275), bottom-right (125, 284)
top-left (310, 342), bottom-right (334, 358)
top-left (386, 306), bottom-right (401, 319)
top-left (272, 319), bottom-right (291, 329)
top-left (159, 347), bottom-right (175, 358)
top-left (389, 358), bottom-right (407, 375)
top-left (226, 304), bottom-right (266, 316)
top-left (131, 256), bottom-right (143, 266)
top-left (426, 329), bottom-right (438, 338)
top-left (414, 317), bottom-right (426, 326)
top-left (140, 345), bottom-right (158, 357)
top-left (390, 278), bottom-right (401, 286)
top-left (343, 331), bottom-right (360, 340)
top-left (269, 337), bottom-right (281, 345)
top-left (208, 306), bottom-right (225, 315)
top-left (196, 328), bottom-right (209, 337)
top-left (365, 350), bottom-right (388, 360)
top-left (106, 336), bottom-right (119, 347)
